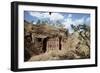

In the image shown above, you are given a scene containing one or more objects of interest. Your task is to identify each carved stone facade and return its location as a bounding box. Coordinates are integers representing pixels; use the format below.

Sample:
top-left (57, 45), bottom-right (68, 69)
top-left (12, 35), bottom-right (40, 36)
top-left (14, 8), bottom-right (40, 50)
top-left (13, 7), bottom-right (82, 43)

top-left (46, 37), bottom-right (59, 52)
top-left (24, 23), bottom-right (69, 61)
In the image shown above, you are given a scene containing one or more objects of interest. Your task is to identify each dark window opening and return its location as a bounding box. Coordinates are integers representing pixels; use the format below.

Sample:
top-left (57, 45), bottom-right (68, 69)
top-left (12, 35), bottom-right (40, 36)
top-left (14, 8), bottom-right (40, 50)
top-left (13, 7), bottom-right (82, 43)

top-left (31, 27), bottom-right (34, 30)
top-left (37, 38), bottom-right (42, 42)
top-left (59, 37), bottom-right (62, 50)
top-left (42, 38), bottom-right (48, 53)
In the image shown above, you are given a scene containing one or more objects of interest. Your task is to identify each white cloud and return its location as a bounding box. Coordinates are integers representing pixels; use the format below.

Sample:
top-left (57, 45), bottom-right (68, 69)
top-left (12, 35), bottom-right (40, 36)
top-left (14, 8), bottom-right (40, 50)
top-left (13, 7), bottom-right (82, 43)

top-left (29, 12), bottom-right (64, 22)
top-left (68, 14), bottom-right (72, 18)
top-left (62, 19), bottom-right (73, 33)
top-left (86, 17), bottom-right (90, 22)
top-left (50, 13), bottom-right (64, 21)
top-left (62, 14), bottom-right (74, 28)
top-left (63, 14), bottom-right (73, 25)
top-left (62, 14), bottom-right (85, 33)
top-left (32, 21), bottom-right (37, 24)
top-left (62, 17), bottom-right (85, 28)
top-left (29, 12), bottom-right (50, 19)
top-left (29, 12), bottom-right (41, 18)
top-left (62, 15), bottom-right (74, 33)
top-left (63, 14), bottom-right (85, 25)
top-left (42, 13), bottom-right (50, 18)
top-left (86, 17), bottom-right (90, 25)
top-left (74, 17), bottom-right (85, 25)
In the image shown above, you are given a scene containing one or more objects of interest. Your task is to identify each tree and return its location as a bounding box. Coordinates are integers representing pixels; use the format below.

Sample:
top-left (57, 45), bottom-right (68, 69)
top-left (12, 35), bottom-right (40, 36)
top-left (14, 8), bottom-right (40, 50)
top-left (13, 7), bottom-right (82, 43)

top-left (71, 24), bottom-right (79, 32)
top-left (36, 19), bottom-right (41, 24)
top-left (71, 24), bottom-right (90, 48)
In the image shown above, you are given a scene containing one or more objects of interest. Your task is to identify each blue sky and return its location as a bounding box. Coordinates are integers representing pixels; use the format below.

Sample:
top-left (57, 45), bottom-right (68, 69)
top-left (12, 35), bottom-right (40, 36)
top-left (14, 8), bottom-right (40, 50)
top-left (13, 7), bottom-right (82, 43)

top-left (24, 11), bottom-right (90, 33)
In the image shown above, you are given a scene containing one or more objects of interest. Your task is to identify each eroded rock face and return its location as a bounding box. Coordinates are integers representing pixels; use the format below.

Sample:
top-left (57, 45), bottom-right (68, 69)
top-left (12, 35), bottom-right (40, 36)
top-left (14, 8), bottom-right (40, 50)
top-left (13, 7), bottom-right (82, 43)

top-left (24, 21), bottom-right (90, 61)
top-left (24, 32), bottom-right (44, 61)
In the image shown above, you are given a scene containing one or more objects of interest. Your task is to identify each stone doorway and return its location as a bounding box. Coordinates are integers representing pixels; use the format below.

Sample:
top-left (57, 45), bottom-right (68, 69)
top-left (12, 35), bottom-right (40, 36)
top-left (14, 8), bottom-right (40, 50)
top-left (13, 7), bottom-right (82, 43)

top-left (42, 38), bottom-right (48, 53)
